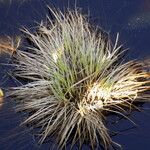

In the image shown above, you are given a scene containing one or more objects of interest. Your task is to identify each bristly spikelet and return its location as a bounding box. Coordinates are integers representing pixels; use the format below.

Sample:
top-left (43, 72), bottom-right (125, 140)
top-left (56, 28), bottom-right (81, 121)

top-left (9, 8), bottom-right (150, 149)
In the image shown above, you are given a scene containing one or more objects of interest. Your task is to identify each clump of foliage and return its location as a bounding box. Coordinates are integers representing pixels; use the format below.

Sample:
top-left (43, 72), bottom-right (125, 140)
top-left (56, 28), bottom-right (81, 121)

top-left (9, 8), bottom-right (150, 149)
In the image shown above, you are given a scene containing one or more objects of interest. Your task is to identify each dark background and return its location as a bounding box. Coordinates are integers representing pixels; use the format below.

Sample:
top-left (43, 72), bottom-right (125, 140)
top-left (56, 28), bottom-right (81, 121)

top-left (0, 0), bottom-right (150, 149)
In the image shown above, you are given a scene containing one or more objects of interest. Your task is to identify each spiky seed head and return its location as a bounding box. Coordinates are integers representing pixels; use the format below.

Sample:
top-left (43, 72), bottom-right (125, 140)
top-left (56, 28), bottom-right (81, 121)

top-left (9, 8), bottom-right (150, 149)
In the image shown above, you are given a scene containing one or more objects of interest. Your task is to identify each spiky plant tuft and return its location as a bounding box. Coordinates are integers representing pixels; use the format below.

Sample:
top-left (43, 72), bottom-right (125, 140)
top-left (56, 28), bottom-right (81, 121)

top-left (9, 8), bottom-right (150, 149)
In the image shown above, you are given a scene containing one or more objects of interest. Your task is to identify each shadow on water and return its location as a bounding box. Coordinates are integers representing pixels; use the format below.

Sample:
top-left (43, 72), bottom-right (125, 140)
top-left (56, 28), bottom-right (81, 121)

top-left (0, 0), bottom-right (150, 149)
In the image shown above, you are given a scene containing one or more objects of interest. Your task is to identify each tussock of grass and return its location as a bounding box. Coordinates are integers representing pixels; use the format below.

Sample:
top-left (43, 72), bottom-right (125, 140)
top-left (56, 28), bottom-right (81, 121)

top-left (9, 8), bottom-right (150, 149)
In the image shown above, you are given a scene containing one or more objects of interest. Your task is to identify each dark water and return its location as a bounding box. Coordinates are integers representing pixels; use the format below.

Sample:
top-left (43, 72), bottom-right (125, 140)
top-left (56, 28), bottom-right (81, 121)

top-left (0, 0), bottom-right (150, 149)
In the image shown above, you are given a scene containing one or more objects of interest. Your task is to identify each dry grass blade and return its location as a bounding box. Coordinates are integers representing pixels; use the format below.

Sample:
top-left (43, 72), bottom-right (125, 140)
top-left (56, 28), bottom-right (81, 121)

top-left (0, 36), bottom-right (21, 54)
top-left (0, 88), bottom-right (4, 108)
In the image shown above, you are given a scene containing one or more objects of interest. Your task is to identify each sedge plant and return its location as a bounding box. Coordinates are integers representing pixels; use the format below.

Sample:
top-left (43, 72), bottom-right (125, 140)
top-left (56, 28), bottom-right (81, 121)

top-left (9, 8), bottom-right (150, 149)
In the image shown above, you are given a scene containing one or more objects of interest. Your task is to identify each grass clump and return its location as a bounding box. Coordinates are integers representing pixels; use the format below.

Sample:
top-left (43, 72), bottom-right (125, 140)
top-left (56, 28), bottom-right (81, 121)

top-left (9, 8), bottom-right (150, 149)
